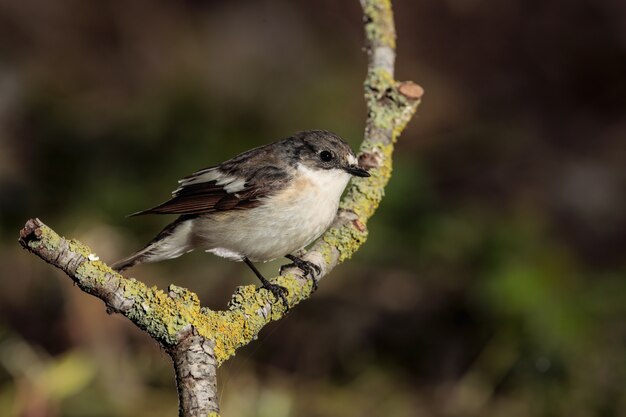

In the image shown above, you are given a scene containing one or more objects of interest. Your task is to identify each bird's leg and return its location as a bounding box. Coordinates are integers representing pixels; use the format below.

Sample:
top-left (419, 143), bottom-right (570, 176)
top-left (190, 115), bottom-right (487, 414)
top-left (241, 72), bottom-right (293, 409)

top-left (280, 254), bottom-right (321, 292)
top-left (243, 257), bottom-right (289, 309)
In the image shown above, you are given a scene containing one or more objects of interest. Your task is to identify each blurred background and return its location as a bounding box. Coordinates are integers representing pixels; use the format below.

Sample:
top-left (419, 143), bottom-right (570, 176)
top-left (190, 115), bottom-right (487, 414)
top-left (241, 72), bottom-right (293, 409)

top-left (1, 0), bottom-right (625, 416)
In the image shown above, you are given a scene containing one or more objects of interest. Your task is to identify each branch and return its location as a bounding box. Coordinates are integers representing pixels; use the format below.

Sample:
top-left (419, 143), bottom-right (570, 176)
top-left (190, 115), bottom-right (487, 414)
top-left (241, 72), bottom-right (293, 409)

top-left (18, 1), bottom-right (422, 416)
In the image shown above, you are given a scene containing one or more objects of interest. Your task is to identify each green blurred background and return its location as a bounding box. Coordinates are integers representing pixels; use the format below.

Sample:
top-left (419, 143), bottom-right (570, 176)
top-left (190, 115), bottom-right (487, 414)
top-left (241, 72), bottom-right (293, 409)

top-left (1, 1), bottom-right (625, 416)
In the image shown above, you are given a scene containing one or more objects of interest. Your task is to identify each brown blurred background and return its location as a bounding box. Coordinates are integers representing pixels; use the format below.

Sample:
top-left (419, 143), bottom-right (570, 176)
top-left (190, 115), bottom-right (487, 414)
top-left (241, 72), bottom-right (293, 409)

top-left (1, 0), bottom-right (625, 416)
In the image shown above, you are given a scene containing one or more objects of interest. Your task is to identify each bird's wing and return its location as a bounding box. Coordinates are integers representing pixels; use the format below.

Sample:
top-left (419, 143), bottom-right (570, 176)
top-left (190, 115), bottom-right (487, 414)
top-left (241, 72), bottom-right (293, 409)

top-left (130, 164), bottom-right (291, 216)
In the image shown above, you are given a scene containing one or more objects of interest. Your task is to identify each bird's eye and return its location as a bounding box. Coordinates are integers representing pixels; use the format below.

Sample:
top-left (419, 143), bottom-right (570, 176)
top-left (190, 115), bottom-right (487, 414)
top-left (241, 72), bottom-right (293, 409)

top-left (319, 150), bottom-right (333, 162)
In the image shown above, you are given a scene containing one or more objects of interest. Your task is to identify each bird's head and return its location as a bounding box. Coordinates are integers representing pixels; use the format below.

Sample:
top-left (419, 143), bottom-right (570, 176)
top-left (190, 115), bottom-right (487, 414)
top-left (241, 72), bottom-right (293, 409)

top-left (291, 130), bottom-right (370, 178)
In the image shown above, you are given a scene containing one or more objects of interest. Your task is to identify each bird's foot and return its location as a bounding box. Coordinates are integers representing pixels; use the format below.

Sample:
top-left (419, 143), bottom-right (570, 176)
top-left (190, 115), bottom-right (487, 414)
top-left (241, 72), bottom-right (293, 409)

top-left (261, 282), bottom-right (290, 311)
top-left (243, 256), bottom-right (290, 311)
top-left (281, 255), bottom-right (321, 292)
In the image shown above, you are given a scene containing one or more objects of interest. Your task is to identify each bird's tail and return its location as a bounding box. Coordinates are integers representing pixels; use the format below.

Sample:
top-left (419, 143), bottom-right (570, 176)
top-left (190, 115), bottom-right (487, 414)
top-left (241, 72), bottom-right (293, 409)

top-left (111, 216), bottom-right (195, 272)
top-left (110, 247), bottom-right (151, 272)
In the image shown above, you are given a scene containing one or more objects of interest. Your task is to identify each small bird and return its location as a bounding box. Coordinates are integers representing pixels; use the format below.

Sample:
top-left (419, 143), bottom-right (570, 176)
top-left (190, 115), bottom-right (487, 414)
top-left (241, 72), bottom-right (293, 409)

top-left (111, 130), bottom-right (370, 306)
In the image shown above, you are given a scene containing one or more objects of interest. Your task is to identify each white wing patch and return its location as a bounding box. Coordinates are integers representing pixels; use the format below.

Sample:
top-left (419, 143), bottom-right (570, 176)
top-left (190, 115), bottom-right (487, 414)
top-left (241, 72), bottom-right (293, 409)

top-left (177, 168), bottom-right (220, 187)
top-left (173, 168), bottom-right (246, 195)
top-left (216, 176), bottom-right (246, 193)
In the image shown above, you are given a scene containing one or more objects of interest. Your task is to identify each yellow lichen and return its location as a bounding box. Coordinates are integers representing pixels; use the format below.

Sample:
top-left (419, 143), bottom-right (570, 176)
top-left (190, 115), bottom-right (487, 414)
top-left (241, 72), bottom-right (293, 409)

top-left (30, 224), bottom-right (62, 252)
top-left (362, 0), bottom-right (396, 49)
top-left (322, 225), bottom-right (368, 264)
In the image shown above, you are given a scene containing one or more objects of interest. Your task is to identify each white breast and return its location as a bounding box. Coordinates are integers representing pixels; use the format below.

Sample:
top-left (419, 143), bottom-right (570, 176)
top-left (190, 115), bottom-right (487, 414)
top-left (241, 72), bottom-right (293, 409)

top-left (195, 165), bottom-right (351, 262)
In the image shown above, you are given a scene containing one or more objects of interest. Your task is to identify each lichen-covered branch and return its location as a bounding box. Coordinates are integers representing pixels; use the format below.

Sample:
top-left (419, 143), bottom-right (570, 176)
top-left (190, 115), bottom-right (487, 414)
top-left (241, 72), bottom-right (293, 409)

top-left (18, 1), bottom-right (422, 416)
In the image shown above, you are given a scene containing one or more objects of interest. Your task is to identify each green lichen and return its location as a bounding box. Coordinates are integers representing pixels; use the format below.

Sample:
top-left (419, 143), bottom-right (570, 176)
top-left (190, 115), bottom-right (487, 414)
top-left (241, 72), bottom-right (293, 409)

top-left (367, 67), bottom-right (395, 92)
top-left (67, 239), bottom-right (93, 258)
top-left (168, 284), bottom-right (201, 309)
top-left (362, 0), bottom-right (396, 49)
top-left (343, 144), bottom-right (394, 216)
top-left (322, 225), bottom-right (368, 264)
top-left (119, 279), bottom-right (198, 346)
top-left (318, 238), bottom-right (337, 266)
top-left (275, 273), bottom-right (313, 306)
top-left (364, 69), bottom-right (421, 144)
top-left (365, 69), bottom-right (396, 129)
top-left (31, 224), bottom-right (207, 347)
top-left (391, 84), bottom-right (422, 139)
top-left (28, 224), bottom-right (62, 252)
top-left (74, 261), bottom-right (112, 291)
top-left (195, 271), bottom-right (316, 365)
top-left (198, 296), bottom-right (268, 364)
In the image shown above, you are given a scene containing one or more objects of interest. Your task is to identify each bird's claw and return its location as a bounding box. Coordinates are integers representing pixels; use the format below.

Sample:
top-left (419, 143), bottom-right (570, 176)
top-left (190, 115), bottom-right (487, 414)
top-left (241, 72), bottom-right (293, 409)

top-left (281, 255), bottom-right (321, 292)
top-left (262, 282), bottom-right (290, 311)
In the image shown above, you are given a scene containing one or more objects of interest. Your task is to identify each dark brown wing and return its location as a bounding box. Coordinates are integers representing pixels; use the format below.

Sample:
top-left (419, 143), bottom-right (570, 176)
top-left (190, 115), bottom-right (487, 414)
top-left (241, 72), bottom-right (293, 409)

top-left (130, 165), bottom-right (292, 216)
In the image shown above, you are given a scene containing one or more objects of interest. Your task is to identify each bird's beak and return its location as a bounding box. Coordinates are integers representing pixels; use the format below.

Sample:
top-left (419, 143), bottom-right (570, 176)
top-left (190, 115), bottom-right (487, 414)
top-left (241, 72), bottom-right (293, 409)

top-left (344, 165), bottom-right (371, 177)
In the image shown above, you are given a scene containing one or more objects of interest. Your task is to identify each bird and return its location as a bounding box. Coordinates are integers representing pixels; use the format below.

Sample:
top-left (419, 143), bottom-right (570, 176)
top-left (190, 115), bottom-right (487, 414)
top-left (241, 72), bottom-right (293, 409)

top-left (111, 130), bottom-right (370, 307)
